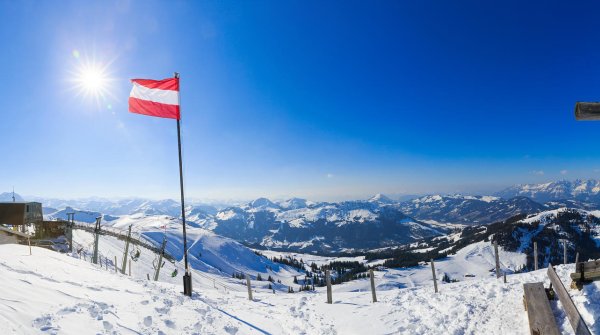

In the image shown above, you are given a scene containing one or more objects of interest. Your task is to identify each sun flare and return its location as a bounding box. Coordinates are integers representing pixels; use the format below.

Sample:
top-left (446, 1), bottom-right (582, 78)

top-left (74, 63), bottom-right (109, 97)
top-left (68, 51), bottom-right (116, 108)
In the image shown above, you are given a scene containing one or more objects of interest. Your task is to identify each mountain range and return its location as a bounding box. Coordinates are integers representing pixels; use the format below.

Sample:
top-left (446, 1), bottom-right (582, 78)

top-left (366, 207), bottom-right (600, 270)
top-left (9, 179), bottom-right (600, 254)
top-left (495, 179), bottom-right (600, 203)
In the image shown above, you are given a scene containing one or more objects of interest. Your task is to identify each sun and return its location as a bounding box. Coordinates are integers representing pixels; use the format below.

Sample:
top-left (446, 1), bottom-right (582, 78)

top-left (74, 63), bottom-right (110, 98)
top-left (68, 50), bottom-right (116, 108)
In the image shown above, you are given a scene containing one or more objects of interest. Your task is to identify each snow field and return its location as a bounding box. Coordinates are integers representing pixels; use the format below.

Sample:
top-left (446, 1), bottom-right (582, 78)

top-left (1, 243), bottom-right (599, 334)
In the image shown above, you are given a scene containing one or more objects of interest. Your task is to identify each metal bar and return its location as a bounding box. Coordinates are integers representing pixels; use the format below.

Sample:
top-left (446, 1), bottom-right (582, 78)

top-left (121, 225), bottom-right (132, 274)
top-left (175, 72), bottom-right (192, 297)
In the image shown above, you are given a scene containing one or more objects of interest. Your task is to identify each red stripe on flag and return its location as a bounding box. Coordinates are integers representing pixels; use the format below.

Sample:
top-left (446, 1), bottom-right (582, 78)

top-left (129, 97), bottom-right (180, 120)
top-left (131, 78), bottom-right (179, 91)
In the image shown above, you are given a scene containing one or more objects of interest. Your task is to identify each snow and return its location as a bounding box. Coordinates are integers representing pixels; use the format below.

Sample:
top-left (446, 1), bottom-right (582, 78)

top-left (216, 210), bottom-right (242, 221)
top-left (1, 243), bottom-right (599, 334)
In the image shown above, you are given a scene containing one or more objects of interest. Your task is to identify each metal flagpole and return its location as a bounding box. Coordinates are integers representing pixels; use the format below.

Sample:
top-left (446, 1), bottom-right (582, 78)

top-left (174, 72), bottom-right (192, 297)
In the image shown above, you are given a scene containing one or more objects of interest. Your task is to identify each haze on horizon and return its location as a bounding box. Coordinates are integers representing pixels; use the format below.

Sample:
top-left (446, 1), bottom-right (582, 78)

top-left (3, 1), bottom-right (600, 202)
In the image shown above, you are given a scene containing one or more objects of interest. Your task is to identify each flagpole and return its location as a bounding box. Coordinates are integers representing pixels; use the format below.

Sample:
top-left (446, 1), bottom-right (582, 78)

top-left (175, 72), bottom-right (192, 297)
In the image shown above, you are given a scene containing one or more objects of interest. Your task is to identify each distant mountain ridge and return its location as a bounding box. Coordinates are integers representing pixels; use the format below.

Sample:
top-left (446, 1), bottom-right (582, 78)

top-left (10, 179), bottom-right (600, 254)
top-left (496, 179), bottom-right (600, 203)
top-left (208, 194), bottom-right (450, 253)
top-left (399, 194), bottom-right (548, 225)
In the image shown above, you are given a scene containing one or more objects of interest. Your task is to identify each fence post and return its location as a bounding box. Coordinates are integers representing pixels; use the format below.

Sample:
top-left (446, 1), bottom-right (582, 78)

top-left (114, 256), bottom-right (118, 273)
top-left (326, 269), bottom-right (333, 304)
top-left (494, 241), bottom-right (501, 279)
top-left (430, 258), bottom-right (438, 293)
top-left (563, 240), bottom-right (567, 265)
top-left (92, 217), bottom-right (101, 264)
top-left (129, 259), bottom-right (132, 276)
top-left (534, 242), bottom-right (538, 271)
top-left (369, 269), bottom-right (377, 302)
top-left (503, 272), bottom-right (507, 284)
top-left (121, 225), bottom-right (132, 274)
top-left (28, 237), bottom-right (31, 255)
top-left (246, 274), bottom-right (253, 301)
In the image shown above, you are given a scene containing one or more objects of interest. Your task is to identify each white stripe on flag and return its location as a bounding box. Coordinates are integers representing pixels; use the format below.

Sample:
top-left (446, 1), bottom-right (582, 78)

top-left (130, 82), bottom-right (179, 105)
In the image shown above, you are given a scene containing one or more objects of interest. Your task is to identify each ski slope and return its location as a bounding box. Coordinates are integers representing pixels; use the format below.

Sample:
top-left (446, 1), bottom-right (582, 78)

top-left (71, 226), bottom-right (303, 293)
top-left (1, 243), bottom-right (599, 334)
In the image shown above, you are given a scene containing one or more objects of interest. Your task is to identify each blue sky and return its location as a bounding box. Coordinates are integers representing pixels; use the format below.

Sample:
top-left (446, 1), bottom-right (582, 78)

top-left (2, 1), bottom-right (600, 201)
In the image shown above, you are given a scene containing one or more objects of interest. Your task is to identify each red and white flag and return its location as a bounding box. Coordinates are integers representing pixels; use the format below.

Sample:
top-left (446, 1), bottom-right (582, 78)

top-left (129, 78), bottom-right (180, 120)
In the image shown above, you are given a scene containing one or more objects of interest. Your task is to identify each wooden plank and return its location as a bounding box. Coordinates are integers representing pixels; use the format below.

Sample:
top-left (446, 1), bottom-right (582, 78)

top-left (570, 270), bottom-right (600, 281)
top-left (547, 264), bottom-right (591, 335)
top-left (578, 260), bottom-right (600, 271)
top-left (523, 282), bottom-right (560, 335)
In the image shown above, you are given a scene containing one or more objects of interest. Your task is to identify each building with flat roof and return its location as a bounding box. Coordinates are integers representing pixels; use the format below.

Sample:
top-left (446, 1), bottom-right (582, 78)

top-left (0, 202), bottom-right (43, 226)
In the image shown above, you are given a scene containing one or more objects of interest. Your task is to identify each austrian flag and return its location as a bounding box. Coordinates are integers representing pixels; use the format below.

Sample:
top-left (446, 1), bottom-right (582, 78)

top-left (129, 78), bottom-right (180, 120)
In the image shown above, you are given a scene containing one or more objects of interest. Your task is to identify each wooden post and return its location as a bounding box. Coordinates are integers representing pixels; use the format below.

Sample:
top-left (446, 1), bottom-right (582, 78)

top-left (369, 269), bottom-right (377, 303)
top-left (325, 269), bottom-right (333, 304)
top-left (245, 274), bottom-right (253, 301)
top-left (121, 225), bottom-right (132, 274)
top-left (430, 259), bottom-right (438, 293)
top-left (129, 259), bottom-right (132, 276)
top-left (147, 273), bottom-right (150, 280)
top-left (563, 241), bottom-right (567, 265)
top-left (28, 237), bottom-right (31, 255)
top-left (494, 241), bottom-right (501, 278)
top-left (575, 252), bottom-right (579, 265)
top-left (534, 242), bottom-right (538, 271)
top-left (114, 256), bottom-right (118, 273)
top-left (503, 272), bottom-right (507, 284)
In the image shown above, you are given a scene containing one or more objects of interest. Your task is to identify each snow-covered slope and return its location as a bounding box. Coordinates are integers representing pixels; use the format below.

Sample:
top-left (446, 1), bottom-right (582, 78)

top-left (400, 194), bottom-right (547, 225)
top-left (1, 243), bottom-right (599, 334)
top-left (74, 213), bottom-right (304, 286)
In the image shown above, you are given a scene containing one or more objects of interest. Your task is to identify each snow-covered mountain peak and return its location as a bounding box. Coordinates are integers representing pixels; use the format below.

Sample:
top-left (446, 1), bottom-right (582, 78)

top-left (368, 193), bottom-right (395, 204)
top-left (496, 179), bottom-right (600, 202)
top-left (0, 192), bottom-right (24, 202)
top-left (247, 197), bottom-right (280, 210)
top-left (278, 197), bottom-right (309, 210)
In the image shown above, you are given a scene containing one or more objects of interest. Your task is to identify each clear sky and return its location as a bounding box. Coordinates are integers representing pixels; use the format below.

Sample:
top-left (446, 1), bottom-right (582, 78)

top-left (3, 1), bottom-right (600, 201)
